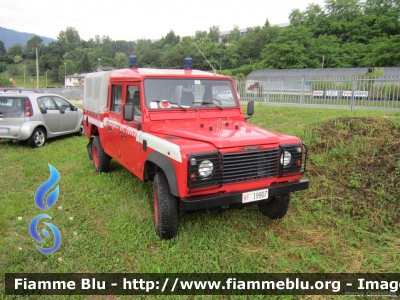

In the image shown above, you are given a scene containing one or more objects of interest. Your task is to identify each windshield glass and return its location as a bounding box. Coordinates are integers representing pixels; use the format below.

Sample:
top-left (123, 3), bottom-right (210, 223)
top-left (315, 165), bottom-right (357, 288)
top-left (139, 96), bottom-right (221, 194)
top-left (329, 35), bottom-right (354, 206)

top-left (144, 79), bottom-right (238, 110)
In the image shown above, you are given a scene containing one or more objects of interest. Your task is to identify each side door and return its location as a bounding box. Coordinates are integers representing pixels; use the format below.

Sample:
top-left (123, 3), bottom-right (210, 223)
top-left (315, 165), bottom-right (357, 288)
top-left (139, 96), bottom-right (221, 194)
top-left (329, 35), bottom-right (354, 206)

top-left (37, 96), bottom-right (61, 133)
top-left (104, 84), bottom-right (123, 157)
top-left (120, 84), bottom-right (142, 171)
top-left (52, 96), bottom-right (79, 132)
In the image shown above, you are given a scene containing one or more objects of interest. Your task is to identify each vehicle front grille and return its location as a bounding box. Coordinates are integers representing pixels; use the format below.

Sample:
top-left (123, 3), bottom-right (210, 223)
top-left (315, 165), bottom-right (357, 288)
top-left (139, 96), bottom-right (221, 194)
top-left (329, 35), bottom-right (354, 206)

top-left (221, 149), bottom-right (279, 184)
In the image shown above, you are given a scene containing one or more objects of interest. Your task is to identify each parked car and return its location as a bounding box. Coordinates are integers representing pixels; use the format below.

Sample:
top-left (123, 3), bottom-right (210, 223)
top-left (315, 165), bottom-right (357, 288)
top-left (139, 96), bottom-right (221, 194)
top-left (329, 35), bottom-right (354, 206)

top-left (0, 92), bottom-right (83, 147)
top-left (216, 90), bottom-right (233, 101)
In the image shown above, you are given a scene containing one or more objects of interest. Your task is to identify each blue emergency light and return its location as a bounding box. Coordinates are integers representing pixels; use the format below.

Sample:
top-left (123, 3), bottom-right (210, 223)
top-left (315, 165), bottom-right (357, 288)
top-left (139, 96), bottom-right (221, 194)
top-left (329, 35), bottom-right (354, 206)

top-left (129, 55), bottom-right (138, 68)
top-left (184, 57), bottom-right (193, 70)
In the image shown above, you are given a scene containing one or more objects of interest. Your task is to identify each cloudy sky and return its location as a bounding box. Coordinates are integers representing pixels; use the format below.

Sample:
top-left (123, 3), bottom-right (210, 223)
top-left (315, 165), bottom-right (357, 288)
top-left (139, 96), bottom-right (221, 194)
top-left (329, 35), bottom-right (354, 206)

top-left (0, 0), bottom-right (326, 41)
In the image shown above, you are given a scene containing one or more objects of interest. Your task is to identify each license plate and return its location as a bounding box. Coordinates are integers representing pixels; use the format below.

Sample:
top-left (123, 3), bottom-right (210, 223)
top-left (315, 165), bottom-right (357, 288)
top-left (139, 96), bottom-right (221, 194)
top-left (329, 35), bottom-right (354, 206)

top-left (0, 128), bottom-right (10, 134)
top-left (242, 188), bottom-right (269, 203)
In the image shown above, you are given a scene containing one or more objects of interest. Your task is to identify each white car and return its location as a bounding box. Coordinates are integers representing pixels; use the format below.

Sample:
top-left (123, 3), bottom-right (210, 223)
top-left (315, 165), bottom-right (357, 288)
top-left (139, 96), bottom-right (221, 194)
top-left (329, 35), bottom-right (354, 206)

top-left (216, 90), bottom-right (233, 101)
top-left (0, 91), bottom-right (83, 147)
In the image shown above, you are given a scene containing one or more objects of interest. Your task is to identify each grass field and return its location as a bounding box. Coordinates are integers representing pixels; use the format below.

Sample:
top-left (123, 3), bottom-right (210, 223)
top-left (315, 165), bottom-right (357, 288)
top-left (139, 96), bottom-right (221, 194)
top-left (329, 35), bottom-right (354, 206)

top-left (1, 105), bottom-right (400, 298)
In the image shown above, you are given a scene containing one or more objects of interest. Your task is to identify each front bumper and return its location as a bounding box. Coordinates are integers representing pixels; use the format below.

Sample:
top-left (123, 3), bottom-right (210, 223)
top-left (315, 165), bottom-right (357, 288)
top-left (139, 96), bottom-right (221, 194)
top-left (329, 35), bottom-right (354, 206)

top-left (180, 179), bottom-right (309, 211)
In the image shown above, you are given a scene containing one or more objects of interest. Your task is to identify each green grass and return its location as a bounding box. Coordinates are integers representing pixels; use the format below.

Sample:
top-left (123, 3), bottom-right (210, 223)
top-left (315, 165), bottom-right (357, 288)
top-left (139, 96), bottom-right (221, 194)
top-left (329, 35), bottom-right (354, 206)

top-left (1, 106), bottom-right (400, 299)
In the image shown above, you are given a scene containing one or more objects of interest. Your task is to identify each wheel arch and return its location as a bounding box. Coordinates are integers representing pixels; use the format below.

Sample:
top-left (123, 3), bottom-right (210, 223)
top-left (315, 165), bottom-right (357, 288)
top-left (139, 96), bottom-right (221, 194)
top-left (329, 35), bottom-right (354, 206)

top-left (144, 152), bottom-right (179, 197)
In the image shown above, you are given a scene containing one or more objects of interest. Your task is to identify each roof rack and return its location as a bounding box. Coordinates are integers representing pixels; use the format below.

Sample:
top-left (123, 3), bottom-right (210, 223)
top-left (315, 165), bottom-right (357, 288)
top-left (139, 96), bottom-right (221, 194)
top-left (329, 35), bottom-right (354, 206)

top-left (0, 88), bottom-right (43, 93)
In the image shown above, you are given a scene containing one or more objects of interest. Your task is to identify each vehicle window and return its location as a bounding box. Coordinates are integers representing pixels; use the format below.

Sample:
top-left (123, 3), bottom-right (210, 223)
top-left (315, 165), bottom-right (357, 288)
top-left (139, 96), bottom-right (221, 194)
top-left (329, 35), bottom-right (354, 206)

top-left (38, 97), bottom-right (57, 110)
top-left (0, 96), bottom-right (25, 118)
top-left (53, 96), bottom-right (72, 111)
top-left (144, 79), bottom-right (238, 109)
top-left (127, 86), bottom-right (141, 121)
top-left (111, 85), bottom-right (122, 114)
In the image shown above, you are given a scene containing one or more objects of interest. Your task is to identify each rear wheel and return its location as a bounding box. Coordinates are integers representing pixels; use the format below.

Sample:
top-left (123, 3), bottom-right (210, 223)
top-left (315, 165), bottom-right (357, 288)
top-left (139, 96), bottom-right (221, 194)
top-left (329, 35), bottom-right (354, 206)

top-left (28, 127), bottom-right (46, 148)
top-left (258, 193), bottom-right (290, 219)
top-left (92, 136), bottom-right (111, 172)
top-left (153, 171), bottom-right (178, 239)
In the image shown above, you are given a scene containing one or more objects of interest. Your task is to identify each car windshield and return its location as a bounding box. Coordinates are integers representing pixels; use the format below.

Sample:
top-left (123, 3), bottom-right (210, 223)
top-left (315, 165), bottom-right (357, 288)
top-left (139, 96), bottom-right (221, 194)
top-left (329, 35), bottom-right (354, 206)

top-left (144, 79), bottom-right (238, 110)
top-left (0, 96), bottom-right (25, 118)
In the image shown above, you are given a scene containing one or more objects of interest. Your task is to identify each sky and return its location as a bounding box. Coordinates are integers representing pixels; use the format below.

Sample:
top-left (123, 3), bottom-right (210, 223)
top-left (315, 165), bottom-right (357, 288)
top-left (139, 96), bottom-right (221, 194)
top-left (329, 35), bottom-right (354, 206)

top-left (0, 0), bottom-right (327, 41)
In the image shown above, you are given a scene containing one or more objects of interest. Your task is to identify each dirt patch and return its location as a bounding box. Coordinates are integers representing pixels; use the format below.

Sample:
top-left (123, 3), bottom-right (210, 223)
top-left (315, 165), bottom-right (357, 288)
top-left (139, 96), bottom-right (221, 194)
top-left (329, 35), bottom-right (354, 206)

top-left (306, 117), bottom-right (400, 228)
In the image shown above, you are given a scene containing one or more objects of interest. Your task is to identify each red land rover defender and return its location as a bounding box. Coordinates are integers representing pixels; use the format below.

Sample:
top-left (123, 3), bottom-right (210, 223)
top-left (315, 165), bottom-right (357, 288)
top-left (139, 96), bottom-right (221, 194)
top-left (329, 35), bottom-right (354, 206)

top-left (83, 56), bottom-right (309, 239)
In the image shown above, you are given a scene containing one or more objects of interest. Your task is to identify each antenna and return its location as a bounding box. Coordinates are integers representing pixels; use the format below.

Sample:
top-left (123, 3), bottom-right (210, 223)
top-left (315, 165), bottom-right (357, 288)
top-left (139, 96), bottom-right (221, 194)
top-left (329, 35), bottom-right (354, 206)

top-left (194, 43), bottom-right (216, 75)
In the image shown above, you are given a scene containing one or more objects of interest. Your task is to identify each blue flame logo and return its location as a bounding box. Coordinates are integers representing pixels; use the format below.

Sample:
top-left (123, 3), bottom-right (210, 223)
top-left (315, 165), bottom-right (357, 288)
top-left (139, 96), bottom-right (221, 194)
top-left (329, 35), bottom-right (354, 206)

top-left (29, 164), bottom-right (62, 254)
top-left (34, 164), bottom-right (60, 210)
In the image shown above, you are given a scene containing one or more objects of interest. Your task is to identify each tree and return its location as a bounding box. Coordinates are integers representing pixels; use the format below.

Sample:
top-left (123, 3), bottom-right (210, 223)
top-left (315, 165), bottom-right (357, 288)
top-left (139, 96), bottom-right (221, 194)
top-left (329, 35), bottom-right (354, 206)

top-left (25, 36), bottom-right (43, 59)
top-left (194, 30), bottom-right (207, 41)
top-left (208, 25), bottom-right (220, 43)
top-left (79, 52), bottom-right (90, 72)
top-left (227, 26), bottom-right (241, 43)
top-left (162, 30), bottom-right (180, 47)
top-left (115, 52), bottom-right (128, 69)
top-left (0, 41), bottom-right (6, 61)
top-left (259, 26), bottom-right (313, 69)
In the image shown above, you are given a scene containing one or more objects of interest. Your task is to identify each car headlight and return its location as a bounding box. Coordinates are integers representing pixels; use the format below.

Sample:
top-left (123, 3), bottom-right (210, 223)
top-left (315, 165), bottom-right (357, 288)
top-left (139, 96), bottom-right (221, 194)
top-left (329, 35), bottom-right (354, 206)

top-left (199, 160), bottom-right (213, 178)
top-left (280, 151), bottom-right (292, 166)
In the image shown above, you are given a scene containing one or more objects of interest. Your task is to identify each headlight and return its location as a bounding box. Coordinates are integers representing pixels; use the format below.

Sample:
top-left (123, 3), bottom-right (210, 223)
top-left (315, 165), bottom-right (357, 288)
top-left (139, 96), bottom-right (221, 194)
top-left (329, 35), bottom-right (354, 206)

top-left (199, 160), bottom-right (213, 177)
top-left (280, 151), bottom-right (292, 166)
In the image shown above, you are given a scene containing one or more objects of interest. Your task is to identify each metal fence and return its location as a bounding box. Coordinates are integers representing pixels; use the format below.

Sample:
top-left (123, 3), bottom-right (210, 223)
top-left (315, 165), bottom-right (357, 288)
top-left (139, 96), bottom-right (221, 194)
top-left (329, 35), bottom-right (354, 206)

top-left (235, 76), bottom-right (400, 111)
top-left (42, 87), bottom-right (84, 99)
top-left (42, 77), bottom-right (400, 111)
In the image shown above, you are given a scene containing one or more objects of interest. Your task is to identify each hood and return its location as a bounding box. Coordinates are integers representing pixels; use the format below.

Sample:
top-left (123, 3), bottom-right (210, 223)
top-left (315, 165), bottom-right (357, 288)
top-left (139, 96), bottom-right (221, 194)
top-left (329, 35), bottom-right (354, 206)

top-left (149, 120), bottom-right (281, 148)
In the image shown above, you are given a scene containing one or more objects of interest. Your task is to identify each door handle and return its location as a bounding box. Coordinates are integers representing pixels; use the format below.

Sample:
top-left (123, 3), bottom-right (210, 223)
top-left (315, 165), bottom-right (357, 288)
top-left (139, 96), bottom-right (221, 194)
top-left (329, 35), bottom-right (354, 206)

top-left (106, 126), bottom-right (112, 130)
top-left (120, 134), bottom-right (126, 139)
top-left (60, 110), bottom-right (65, 114)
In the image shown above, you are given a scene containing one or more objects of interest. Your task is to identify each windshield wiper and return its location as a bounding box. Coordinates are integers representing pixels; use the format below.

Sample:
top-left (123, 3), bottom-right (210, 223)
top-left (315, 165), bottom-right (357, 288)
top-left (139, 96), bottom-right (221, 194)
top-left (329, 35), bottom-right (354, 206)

top-left (169, 102), bottom-right (188, 111)
top-left (201, 100), bottom-right (223, 110)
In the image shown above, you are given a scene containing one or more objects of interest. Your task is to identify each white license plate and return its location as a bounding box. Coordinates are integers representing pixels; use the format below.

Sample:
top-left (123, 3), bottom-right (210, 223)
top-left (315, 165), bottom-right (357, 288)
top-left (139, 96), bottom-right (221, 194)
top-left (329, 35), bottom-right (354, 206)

top-left (0, 128), bottom-right (10, 134)
top-left (242, 188), bottom-right (269, 203)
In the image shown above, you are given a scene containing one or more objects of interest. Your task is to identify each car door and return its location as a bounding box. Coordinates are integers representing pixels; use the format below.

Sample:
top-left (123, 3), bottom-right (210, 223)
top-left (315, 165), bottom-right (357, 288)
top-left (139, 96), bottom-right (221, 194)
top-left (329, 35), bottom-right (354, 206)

top-left (52, 96), bottom-right (79, 132)
top-left (121, 84), bottom-right (142, 171)
top-left (105, 84), bottom-right (123, 157)
top-left (37, 96), bottom-right (61, 133)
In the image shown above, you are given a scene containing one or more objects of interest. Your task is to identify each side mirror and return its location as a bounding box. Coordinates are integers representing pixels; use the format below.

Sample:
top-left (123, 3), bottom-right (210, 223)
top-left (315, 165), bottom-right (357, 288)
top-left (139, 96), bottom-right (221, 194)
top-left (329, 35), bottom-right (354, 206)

top-left (123, 103), bottom-right (135, 121)
top-left (245, 101), bottom-right (254, 120)
top-left (71, 105), bottom-right (78, 111)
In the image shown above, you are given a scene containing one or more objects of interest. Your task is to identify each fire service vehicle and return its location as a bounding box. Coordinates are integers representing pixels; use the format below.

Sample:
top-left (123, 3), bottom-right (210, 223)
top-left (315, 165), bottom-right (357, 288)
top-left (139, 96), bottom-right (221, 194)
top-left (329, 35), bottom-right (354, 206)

top-left (83, 56), bottom-right (309, 239)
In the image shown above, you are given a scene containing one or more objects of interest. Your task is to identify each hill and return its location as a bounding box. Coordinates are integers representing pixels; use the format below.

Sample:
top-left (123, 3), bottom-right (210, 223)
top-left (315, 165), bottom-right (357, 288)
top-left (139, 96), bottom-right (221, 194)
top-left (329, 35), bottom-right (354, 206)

top-left (0, 26), bottom-right (55, 49)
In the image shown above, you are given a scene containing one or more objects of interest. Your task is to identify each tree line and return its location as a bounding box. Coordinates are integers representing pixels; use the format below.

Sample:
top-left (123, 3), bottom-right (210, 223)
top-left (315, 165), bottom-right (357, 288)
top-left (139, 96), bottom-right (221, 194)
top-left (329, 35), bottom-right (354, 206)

top-left (0, 0), bottom-right (399, 86)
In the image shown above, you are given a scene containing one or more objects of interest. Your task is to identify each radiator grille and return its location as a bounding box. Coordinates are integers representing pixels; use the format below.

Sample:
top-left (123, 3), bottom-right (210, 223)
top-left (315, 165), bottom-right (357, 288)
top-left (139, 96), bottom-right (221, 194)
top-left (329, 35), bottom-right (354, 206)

top-left (221, 149), bottom-right (279, 184)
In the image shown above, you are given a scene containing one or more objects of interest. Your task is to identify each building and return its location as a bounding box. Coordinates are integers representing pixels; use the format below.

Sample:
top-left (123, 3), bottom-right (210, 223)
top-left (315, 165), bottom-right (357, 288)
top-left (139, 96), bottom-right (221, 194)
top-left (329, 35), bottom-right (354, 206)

top-left (65, 73), bottom-right (86, 88)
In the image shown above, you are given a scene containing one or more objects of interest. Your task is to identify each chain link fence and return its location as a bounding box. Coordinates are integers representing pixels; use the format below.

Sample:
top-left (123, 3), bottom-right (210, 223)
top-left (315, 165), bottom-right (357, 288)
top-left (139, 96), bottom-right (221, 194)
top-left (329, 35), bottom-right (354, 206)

top-left (235, 76), bottom-right (400, 111)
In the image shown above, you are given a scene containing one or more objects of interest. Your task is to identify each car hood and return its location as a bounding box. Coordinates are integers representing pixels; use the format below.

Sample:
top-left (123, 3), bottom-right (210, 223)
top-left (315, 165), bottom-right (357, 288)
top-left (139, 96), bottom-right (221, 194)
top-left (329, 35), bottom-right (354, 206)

top-left (149, 120), bottom-right (283, 148)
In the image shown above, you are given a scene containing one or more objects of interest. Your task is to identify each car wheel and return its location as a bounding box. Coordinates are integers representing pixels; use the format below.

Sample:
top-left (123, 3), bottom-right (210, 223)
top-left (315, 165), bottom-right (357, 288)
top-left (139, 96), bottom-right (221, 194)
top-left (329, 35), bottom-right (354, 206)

top-left (92, 136), bottom-right (111, 172)
top-left (153, 171), bottom-right (178, 239)
top-left (28, 128), bottom-right (46, 148)
top-left (77, 122), bottom-right (84, 136)
top-left (258, 193), bottom-right (290, 219)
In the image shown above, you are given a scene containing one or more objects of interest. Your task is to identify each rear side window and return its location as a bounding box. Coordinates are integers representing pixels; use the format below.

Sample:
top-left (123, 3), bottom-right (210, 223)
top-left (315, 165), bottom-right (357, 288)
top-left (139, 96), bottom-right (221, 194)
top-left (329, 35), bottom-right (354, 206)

top-left (0, 97), bottom-right (25, 118)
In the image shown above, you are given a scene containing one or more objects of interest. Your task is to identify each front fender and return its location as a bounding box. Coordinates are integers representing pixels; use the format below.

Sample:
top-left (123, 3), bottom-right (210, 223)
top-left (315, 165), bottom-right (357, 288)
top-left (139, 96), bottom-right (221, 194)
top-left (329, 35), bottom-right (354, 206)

top-left (145, 152), bottom-right (179, 197)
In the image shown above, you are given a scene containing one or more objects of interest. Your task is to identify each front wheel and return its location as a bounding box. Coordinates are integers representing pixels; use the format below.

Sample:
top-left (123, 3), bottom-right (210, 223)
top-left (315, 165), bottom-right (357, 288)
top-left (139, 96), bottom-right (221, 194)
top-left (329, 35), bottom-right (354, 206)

top-left (28, 127), bottom-right (46, 148)
top-left (92, 136), bottom-right (111, 172)
top-left (153, 171), bottom-right (178, 239)
top-left (258, 193), bottom-right (290, 219)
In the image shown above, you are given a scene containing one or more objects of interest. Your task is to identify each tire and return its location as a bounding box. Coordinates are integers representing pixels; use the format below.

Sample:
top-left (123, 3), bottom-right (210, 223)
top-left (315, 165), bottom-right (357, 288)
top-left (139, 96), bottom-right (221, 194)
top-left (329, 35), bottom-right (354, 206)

top-left (153, 171), bottom-right (178, 239)
top-left (77, 122), bottom-right (84, 136)
top-left (258, 193), bottom-right (290, 219)
top-left (92, 136), bottom-right (111, 172)
top-left (28, 127), bottom-right (46, 148)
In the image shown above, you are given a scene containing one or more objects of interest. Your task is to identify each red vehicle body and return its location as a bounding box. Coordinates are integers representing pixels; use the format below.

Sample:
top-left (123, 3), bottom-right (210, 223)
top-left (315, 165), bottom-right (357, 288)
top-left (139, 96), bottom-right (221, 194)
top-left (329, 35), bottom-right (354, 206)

top-left (83, 56), bottom-right (309, 239)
